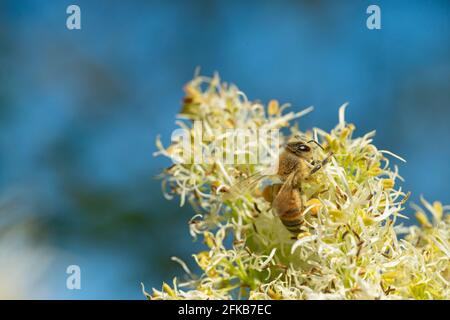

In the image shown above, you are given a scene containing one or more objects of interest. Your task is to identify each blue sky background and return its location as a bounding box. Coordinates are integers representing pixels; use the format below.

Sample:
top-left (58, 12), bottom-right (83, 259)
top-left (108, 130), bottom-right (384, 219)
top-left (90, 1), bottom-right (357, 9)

top-left (0, 0), bottom-right (449, 299)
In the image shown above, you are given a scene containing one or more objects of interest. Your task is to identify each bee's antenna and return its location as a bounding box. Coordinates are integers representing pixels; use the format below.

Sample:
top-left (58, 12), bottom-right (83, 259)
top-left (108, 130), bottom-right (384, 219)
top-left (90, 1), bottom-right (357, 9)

top-left (307, 139), bottom-right (324, 151)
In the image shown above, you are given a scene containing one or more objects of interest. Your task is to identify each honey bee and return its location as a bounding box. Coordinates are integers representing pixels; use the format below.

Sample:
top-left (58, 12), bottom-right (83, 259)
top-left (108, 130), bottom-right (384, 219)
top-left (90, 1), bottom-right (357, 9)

top-left (223, 140), bottom-right (332, 234)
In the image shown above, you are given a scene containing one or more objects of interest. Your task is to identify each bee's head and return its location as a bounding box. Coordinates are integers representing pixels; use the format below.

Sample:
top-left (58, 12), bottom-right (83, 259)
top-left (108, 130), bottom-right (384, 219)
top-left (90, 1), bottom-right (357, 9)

top-left (286, 141), bottom-right (311, 157)
top-left (286, 139), bottom-right (323, 159)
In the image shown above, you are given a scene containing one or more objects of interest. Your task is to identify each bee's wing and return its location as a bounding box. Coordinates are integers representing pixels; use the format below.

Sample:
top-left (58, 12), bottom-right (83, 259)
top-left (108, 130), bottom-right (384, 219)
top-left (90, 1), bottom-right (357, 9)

top-left (276, 169), bottom-right (298, 193)
top-left (271, 169), bottom-right (299, 216)
top-left (222, 172), bottom-right (270, 201)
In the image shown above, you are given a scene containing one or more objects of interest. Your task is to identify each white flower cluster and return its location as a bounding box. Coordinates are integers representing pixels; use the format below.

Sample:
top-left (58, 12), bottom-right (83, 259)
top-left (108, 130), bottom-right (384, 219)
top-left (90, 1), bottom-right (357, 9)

top-left (150, 74), bottom-right (449, 300)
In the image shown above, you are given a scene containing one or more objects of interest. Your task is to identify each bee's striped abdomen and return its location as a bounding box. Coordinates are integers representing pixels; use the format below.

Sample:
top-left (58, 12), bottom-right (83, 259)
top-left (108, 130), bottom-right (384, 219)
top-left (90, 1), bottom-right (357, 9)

top-left (279, 207), bottom-right (303, 234)
top-left (273, 187), bottom-right (304, 234)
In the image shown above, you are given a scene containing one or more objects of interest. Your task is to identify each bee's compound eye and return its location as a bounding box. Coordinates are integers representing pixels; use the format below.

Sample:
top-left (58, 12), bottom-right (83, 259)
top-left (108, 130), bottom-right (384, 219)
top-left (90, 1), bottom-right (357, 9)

top-left (287, 142), bottom-right (311, 155)
top-left (299, 144), bottom-right (310, 152)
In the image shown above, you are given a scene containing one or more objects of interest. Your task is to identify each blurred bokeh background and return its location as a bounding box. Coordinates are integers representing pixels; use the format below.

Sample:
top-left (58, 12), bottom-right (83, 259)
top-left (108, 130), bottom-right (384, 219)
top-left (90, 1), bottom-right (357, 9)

top-left (0, 0), bottom-right (448, 299)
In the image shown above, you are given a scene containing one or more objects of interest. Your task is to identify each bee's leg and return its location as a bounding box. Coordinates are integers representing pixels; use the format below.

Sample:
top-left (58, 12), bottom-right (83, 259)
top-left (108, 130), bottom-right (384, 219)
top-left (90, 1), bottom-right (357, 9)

top-left (308, 164), bottom-right (322, 176)
top-left (308, 153), bottom-right (333, 177)
top-left (310, 186), bottom-right (329, 198)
